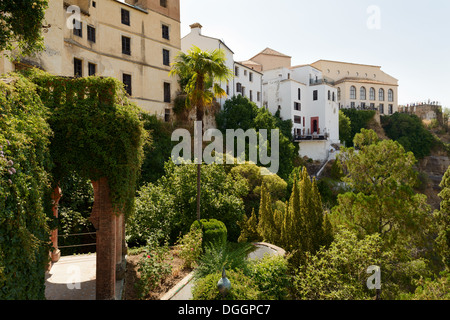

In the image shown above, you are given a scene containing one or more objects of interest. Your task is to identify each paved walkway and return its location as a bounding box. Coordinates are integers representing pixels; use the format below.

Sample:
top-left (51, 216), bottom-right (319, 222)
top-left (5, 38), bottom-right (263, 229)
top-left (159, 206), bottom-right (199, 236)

top-left (45, 254), bottom-right (124, 300)
top-left (165, 243), bottom-right (285, 301)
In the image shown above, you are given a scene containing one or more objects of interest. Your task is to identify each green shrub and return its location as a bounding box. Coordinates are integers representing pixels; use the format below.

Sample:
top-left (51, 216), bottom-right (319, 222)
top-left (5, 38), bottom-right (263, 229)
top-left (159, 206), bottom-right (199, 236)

top-left (191, 219), bottom-right (227, 248)
top-left (136, 238), bottom-right (173, 299)
top-left (176, 227), bottom-right (203, 269)
top-left (192, 269), bottom-right (261, 300)
top-left (248, 254), bottom-right (290, 300)
top-left (194, 242), bottom-right (255, 280)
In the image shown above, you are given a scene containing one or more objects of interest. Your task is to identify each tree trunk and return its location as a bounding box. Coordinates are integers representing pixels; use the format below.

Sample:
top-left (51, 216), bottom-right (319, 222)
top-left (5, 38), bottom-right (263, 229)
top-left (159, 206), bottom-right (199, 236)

top-left (196, 105), bottom-right (204, 222)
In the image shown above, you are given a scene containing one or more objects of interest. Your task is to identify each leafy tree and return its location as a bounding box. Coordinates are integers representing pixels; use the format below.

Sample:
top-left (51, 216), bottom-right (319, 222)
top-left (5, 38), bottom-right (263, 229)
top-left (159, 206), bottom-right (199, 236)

top-left (341, 109), bottom-right (376, 147)
top-left (339, 110), bottom-right (352, 146)
top-left (332, 129), bottom-right (431, 249)
top-left (170, 46), bottom-right (233, 221)
top-left (381, 113), bottom-right (437, 159)
top-left (293, 229), bottom-right (383, 300)
top-left (230, 163), bottom-right (287, 216)
top-left (436, 167), bottom-right (450, 270)
top-left (127, 161), bottom-right (248, 245)
top-left (216, 95), bottom-right (299, 180)
top-left (0, 0), bottom-right (49, 58)
top-left (139, 113), bottom-right (174, 185)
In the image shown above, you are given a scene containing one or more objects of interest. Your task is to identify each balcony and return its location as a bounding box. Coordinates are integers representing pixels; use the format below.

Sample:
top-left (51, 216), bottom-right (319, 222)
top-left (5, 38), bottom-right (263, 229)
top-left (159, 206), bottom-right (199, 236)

top-left (309, 77), bottom-right (335, 86)
top-left (294, 128), bottom-right (329, 142)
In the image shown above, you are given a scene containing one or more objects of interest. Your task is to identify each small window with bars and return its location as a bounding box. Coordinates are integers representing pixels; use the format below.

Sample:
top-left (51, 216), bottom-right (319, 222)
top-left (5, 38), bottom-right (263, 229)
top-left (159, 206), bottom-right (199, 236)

top-left (74, 58), bottom-right (82, 77)
top-left (88, 63), bottom-right (96, 76)
top-left (162, 25), bottom-right (170, 40)
top-left (123, 73), bottom-right (132, 96)
top-left (87, 25), bottom-right (96, 43)
top-left (164, 82), bottom-right (171, 102)
top-left (163, 49), bottom-right (170, 66)
top-left (122, 36), bottom-right (131, 55)
top-left (121, 9), bottom-right (130, 26)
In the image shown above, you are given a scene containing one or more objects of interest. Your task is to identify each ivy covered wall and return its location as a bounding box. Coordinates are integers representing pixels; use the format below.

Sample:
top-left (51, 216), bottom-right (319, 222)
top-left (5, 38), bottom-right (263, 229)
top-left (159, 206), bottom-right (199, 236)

top-left (0, 69), bottom-right (147, 299)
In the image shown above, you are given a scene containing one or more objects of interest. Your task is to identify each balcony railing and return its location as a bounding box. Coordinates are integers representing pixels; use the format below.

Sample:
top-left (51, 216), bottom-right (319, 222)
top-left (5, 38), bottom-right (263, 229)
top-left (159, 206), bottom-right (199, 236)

top-left (309, 77), bottom-right (335, 86)
top-left (294, 128), bottom-right (329, 142)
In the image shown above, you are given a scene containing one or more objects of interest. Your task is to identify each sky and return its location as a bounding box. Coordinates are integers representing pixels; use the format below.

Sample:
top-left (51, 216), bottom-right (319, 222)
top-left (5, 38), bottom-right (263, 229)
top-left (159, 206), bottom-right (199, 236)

top-left (180, 0), bottom-right (450, 109)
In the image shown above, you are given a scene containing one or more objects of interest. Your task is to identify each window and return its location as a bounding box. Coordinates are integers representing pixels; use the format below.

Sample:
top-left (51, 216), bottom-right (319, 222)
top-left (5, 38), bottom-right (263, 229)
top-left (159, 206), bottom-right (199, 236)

top-left (92, 1), bottom-right (96, 8)
top-left (332, 92), bottom-right (335, 102)
top-left (298, 88), bottom-right (301, 100)
top-left (88, 63), bottom-right (96, 76)
top-left (337, 87), bottom-right (341, 101)
top-left (87, 25), bottom-right (96, 43)
top-left (244, 70), bottom-right (247, 76)
top-left (160, 0), bottom-right (167, 7)
top-left (379, 88), bottom-right (385, 101)
top-left (235, 66), bottom-right (239, 76)
top-left (121, 9), bottom-right (130, 26)
top-left (360, 87), bottom-right (367, 100)
top-left (165, 109), bottom-right (171, 122)
top-left (350, 86), bottom-right (357, 100)
top-left (249, 72), bottom-right (253, 82)
top-left (388, 89), bottom-right (394, 102)
top-left (162, 25), bottom-right (170, 40)
top-left (294, 102), bottom-right (301, 111)
top-left (236, 82), bottom-right (242, 93)
top-left (370, 87), bottom-right (376, 100)
top-left (123, 73), bottom-right (132, 96)
top-left (388, 104), bottom-right (393, 115)
top-left (122, 36), bottom-right (131, 55)
top-left (294, 116), bottom-right (302, 124)
top-left (328, 90), bottom-right (331, 101)
top-left (313, 90), bottom-right (318, 101)
top-left (370, 103), bottom-right (375, 109)
top-left (164, 82), bottom-right (171, 102)
top-left (163, 49), bottom-right (170, 66)
top-left (73, 20), bottom-right (82, 37)
top-left (226, 82), bottom-right (229, 95)
top-left (74, 58), bottom-right (82, 77)
top-left (379, 104), bottom-right (385, 114)
top-left (249, 90), bottom-right (253, 102)
top-left (351, 102), bottom-right (356, 109)
top-left (361, 102), bottom-right (366, 109)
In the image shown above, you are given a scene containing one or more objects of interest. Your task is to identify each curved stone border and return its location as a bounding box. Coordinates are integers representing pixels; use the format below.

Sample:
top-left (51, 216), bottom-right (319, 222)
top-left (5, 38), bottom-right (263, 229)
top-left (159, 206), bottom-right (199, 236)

top-left (252, 242), bottom-right (286, 257)
top-left (160, 271), bottom-right (195, 300)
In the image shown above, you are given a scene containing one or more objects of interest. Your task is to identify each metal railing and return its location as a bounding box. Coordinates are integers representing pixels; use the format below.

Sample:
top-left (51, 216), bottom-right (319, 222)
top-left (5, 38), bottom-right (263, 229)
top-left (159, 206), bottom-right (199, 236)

top-left (58, 232), bottom-right (96, 249)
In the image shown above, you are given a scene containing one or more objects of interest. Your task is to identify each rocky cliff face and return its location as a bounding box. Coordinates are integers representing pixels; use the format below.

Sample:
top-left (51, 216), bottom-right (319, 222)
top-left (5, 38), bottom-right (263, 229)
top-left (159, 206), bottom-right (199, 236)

top-left (418, 155), bottom-right (450, 210)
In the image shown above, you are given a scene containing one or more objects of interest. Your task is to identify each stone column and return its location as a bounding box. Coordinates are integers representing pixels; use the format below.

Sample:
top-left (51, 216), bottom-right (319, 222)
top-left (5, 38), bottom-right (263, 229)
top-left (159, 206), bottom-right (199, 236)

top-left (90, 177), bottom-right (117, 300)
top-left (50, 186), bottom-right (62, 263)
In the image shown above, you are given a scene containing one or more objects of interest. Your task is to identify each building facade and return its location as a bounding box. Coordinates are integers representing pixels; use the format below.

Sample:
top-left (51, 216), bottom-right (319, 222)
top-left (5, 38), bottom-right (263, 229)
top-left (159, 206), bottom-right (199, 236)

top-left (0, 0), bottom-right (181, 119)
top-left (310, 60), bottom-right (399, 115)
top-left (181, 23), bottom-right (263, 108)
top-left (246, 48), bottom-right (340, 161)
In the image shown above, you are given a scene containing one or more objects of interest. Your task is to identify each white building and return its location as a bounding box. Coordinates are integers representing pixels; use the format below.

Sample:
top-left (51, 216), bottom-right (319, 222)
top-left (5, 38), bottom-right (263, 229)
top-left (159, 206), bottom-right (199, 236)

top-left (181, 23), bottom-right (263, 108)
top-left (245, 48), bottom-right (339, 161)
top-left (263, 64), bottom-right (339, 161)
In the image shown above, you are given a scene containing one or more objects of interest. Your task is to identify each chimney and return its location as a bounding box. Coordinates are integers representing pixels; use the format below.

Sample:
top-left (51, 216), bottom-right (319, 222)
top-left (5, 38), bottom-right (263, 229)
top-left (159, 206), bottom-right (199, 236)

top-left (190, 22), bottom-right (203, 35)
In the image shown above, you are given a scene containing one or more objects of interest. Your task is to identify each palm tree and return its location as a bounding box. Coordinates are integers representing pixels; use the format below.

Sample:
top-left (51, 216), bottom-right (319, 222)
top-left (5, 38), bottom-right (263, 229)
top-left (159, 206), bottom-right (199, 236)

top-left (170, 46), bottom-right (233, 221)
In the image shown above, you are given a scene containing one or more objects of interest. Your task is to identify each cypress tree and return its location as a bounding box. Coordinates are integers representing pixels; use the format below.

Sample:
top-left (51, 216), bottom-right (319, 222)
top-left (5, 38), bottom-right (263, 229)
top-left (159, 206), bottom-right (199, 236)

top-left (257, 184), bottom-right (277, 243)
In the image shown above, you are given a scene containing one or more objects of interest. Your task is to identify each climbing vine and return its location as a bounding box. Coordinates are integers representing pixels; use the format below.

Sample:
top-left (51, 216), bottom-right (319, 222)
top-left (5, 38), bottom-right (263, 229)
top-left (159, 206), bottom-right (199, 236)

top-left (25, 68), bottom-right (147, 219)
top-left (0, 73), bottom-right (53, 299)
